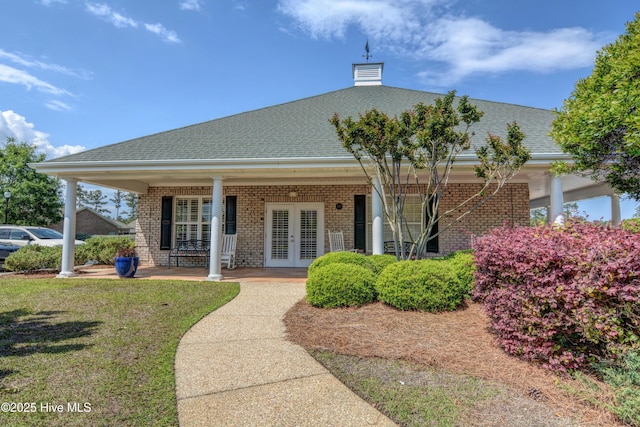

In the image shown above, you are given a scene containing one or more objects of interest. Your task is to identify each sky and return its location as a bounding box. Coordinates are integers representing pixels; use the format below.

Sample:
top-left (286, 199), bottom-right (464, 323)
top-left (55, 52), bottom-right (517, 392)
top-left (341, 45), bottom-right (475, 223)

top-left (0, 0), bottom-right (638, 220)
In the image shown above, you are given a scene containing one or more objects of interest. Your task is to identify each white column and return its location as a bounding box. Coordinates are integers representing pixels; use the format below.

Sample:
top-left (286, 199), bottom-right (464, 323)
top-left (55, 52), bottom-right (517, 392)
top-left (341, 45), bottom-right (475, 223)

top-left (371, 177), bottom-right (384, 255)
top-left (611, 194), bottom-right (621, 227)
top-left (207, 177), bottom-right (224, 281)
top-left (57, 178), bottom-right (78, 278)
top-left (549, 175), bottom-right (564, 226)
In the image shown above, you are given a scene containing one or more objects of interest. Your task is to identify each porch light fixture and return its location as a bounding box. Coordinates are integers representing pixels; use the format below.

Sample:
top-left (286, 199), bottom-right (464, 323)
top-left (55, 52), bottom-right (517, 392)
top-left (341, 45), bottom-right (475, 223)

top-left (3, 190), bottom-right (10, 224)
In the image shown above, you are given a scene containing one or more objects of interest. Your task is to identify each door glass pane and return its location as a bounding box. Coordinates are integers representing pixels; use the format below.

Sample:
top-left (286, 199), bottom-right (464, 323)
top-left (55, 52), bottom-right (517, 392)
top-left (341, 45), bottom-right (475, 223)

top-left (271, 210), bottom-right (289, 260)
top-left (299, 210), bottom-right (317, 260)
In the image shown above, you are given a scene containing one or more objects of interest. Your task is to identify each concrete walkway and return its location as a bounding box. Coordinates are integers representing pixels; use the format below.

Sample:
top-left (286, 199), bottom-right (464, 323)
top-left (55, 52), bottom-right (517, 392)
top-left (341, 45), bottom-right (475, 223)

top-left (174, 279), bottom-right (396, 427)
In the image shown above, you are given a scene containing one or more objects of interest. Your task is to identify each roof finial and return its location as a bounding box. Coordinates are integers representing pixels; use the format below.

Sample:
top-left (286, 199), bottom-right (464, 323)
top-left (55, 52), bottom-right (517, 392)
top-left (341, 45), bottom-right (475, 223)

top-left (363, 39), bottom-right (372, 62)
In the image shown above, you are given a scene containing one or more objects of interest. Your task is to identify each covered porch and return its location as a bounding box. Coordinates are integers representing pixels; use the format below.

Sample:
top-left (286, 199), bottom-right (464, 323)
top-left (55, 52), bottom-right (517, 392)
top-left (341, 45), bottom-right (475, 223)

top-left (74, 265), bottom-right (309, 282)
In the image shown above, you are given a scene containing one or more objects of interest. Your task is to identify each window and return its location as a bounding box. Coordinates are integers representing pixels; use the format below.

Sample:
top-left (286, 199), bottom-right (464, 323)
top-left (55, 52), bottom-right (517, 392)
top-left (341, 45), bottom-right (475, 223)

top-left (173, 196), bottom-right (237, 244)
top-left (174, 197), bottom-right (212, 242)
top-left (367, 194), bottom-right (439, 254)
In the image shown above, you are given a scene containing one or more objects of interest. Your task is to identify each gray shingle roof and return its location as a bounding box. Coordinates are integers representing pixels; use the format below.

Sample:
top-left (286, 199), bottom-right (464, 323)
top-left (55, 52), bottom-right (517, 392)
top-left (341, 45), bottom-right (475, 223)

top-left (46, 85), bottom-right (560, 164)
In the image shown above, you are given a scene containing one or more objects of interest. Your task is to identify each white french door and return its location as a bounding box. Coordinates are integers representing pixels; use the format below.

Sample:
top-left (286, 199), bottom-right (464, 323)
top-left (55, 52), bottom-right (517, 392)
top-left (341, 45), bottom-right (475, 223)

top-left (265, 203), bottom-right (324, 267)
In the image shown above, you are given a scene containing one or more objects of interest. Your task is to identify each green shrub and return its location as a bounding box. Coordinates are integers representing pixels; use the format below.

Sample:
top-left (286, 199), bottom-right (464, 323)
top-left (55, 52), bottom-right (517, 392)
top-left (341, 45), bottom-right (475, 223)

top-left (598, 351), bottom-right (640, 426)
top-left (306, 263), bottom-right (377, 308)
top-left (444, 250), bottom-right (475, 295)
top-left (4, 245), bottom-right (62, 272)
top-left (75, 236), bottom-right (135, 265)
top-left (622, 218), bottom-right (640, 233)
top-left (308, 251), bottom-right (373, 275)
top-left (368, 254), bottom-right (398, 275)
top-left (375, 260), bottom-right (465, 312)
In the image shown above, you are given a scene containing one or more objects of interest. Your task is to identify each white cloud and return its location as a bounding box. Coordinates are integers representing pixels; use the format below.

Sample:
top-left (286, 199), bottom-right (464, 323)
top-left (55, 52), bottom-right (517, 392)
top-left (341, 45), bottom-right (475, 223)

top-left (234, 2), bottom-right (247, 11)
top-left (0, 49), bottom-right (92, 80)
top-left (278, 0), bottom-right (434, 40)
top-left (0, 110), bottom-right (85, 159)
top-left (417, 18), bottom-right (605, 86)
top-left (144, 23), bottom-right (181, 43)
top-left (277, 0), bottom-right (608, 86)
top-left (85, 2), bottom-right (138, 28)
top-left (44, 100), bottom-right (73, 112)
top-left (0, 64), bottom-right (71, 96)
top-left (85, 2), bottom-right (181, 43)
top-left (41, 0), bottom-right (67, 5)
top-left (179, 0), bottom-right (203, 11)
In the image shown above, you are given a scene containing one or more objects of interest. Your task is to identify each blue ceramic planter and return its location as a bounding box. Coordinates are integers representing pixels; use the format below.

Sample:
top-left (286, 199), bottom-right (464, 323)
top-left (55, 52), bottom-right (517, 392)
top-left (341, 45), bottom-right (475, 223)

top-left (114, 256), bottom-right (139, 278)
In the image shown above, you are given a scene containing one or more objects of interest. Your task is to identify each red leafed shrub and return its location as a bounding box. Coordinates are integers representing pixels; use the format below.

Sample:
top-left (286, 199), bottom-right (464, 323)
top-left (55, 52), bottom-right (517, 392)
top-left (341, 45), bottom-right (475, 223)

top-left (473, 222), bottom-right (640, 372)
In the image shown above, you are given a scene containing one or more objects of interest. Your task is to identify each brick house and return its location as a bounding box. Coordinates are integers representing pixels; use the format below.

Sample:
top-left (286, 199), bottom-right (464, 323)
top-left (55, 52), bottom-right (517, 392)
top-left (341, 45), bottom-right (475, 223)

top-left (50, 207), bottom-right (134, 237)
top-left (33, 63), bottom-right (618, 280)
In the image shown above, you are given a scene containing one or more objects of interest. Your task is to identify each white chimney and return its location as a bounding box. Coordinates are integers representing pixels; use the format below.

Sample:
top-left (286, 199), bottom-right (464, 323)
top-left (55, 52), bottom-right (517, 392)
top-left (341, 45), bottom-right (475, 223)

top-left (352, 62), bottom-right (384, 86)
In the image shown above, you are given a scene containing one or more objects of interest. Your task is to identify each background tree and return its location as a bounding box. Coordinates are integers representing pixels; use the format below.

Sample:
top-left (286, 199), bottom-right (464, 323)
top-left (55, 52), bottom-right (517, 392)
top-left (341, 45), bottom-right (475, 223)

top-left (331, 91), bottom-right (530, 259)
top-left (110, 190), bottom-right (124, 221)
top-left (550, 12), bottom-right (640, 200)
top-left (122, 192), bottom-right (138, 223)
top-left (77, 184), bottom-right (109, 214)
top-left (530, 202), bottom-right (582, 226)
top-left (0, 137), bottom-right (63, 226)
top-left (76, 184), bottom-right (88, 209)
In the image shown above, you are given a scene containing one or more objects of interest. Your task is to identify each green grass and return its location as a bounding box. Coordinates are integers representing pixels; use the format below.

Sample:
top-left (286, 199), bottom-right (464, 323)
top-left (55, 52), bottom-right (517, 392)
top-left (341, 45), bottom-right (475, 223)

top-left (0, 278), bottom-right (239, 427)
top-left (313, 351), bottom-right (512, 427)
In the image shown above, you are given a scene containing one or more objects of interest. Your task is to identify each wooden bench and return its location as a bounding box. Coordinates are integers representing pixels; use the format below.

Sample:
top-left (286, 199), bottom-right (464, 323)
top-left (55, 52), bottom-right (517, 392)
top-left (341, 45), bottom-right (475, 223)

top-left (168, 234), bottom-right (237, 269)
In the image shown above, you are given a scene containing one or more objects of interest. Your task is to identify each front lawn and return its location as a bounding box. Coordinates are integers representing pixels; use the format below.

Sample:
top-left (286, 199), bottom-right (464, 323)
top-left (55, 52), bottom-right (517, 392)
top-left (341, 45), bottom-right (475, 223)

top-left (0, 278), bottom-right (239, 427)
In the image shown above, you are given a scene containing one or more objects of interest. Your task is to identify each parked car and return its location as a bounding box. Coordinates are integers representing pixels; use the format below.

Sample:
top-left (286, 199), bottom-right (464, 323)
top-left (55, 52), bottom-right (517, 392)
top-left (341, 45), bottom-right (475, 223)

top-left (0, 225), bottom-right (85, 247)
top-left (0, 242), bottom-right (20, 269)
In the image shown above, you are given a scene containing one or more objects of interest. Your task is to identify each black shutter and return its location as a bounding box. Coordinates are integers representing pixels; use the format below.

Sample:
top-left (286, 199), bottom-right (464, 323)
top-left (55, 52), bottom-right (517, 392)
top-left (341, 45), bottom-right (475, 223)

top-left (354, 195), bottom-right (366, 251)
top-left (426, 196), bottom-right (439, 253)
top-left (160, 196), bottom-right (173, 250)
top-left (225, 196), bottom-right (237, 235)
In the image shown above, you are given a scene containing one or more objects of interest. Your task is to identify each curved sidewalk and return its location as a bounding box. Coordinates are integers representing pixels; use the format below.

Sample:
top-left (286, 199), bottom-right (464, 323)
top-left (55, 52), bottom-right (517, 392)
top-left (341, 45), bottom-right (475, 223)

top-left (174, 279), bottom-right (396, 427)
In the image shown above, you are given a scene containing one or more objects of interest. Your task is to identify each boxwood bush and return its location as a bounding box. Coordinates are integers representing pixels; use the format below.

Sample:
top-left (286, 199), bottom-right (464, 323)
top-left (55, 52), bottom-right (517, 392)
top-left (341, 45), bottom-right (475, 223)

top-left (4, 236), bottom-right (134, 273)
top-left (75, 236), bottom-right (134, 265)
top-left (368, 254), bottom-right (398, 275)
top-left (444, 250), bottom-right (475, 296)
top-left (3, 245), bottom-right (62, 272)
top-left (306, 263), bottom-right (377, 308)
top-left (622, 217), bottom-right (640, 233)
top-left (375, 259), bottom-right (465, 312)
top-left (473, 222), bottom-right (640, 372)
top-left (307, 251), bottom-right (374, 275)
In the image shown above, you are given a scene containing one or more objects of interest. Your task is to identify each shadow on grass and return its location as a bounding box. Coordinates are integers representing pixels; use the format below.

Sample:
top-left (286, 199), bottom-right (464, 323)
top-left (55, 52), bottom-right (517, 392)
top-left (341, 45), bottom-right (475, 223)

top-left (0, 369), bottom-right (15, 381)
top-left (0, 309), bottom-right (102, 357)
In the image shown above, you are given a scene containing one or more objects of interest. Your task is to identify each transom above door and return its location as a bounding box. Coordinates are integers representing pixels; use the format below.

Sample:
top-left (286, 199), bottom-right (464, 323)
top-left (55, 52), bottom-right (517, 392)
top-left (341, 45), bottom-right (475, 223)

top-left (265, 203), bottom-right (324, 268)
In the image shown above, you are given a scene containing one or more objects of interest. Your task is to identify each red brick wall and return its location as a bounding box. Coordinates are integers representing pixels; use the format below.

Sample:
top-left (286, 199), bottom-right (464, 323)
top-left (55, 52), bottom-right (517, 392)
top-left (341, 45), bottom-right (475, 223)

top-left (135, 183), bottom-right (529, 267)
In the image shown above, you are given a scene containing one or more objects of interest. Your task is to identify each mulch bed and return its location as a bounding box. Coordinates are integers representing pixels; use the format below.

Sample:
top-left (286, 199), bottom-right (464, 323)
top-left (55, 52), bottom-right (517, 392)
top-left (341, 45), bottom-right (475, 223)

top-left (284, 300), bottom-right (620, 427)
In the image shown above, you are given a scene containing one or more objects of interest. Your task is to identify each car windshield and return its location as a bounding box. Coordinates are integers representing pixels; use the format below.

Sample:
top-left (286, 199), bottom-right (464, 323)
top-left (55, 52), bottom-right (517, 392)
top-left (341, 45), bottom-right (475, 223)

top-left (26, 228), bottom-right (64, 239)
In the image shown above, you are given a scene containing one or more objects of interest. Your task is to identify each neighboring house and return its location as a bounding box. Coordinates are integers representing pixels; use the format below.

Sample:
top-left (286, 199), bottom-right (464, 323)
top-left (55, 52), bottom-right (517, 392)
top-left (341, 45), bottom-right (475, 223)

top-left (50, 207), bottom-right (134, 237)
top-left (33, 63), bottom-right (619, 280)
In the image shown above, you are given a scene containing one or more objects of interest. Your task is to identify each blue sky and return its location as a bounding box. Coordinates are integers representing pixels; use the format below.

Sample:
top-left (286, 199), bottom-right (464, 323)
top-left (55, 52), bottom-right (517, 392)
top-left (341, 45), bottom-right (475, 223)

top-left (0, 0), bottom-right (638, 219)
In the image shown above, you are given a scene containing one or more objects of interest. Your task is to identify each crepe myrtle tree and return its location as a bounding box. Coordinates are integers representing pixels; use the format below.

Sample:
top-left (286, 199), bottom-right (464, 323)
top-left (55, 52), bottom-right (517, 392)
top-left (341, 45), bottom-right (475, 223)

top-left (550, 12), bottom-right (640, 200)
top-left (330, 91), bottom-right (531, 259)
